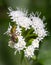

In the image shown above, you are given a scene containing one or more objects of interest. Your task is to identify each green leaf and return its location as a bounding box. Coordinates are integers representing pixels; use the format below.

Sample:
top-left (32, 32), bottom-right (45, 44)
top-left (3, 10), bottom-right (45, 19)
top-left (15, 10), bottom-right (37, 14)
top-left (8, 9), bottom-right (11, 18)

top-left (26, 38), bottom-right (34, 46)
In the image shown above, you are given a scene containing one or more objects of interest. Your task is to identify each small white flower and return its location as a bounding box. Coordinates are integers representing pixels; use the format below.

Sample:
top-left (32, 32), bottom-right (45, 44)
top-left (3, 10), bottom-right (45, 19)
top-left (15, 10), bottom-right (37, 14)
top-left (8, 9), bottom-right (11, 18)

top-left (32, 39), bottom-right (39, 48)
top-left (24, 45), bottom-right (35, 58)
top-left (37, 29), bottom-right (47, 40)
top-left (14, 36), bottom-right (26, 52)
top-left (8, 9), bottom-right (27, 22)
top-left (8, 40), bottom-right (14, 48)
top-left (16, 17), bottom-right (32, 30)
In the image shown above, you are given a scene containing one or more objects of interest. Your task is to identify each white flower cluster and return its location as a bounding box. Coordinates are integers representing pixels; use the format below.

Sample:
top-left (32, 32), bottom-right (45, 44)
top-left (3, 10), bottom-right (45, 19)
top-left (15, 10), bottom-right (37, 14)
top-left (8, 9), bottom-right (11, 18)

top-left (24, 39), bottom-right (39, 58)
top-left (31, 17), bottom-right (47, 41)
top-left (9, 8), bottom-right (32, 30)
top-left (6, 8), bottom-right (47, 58)
top-left (14, 36), bottom-right (26, 52)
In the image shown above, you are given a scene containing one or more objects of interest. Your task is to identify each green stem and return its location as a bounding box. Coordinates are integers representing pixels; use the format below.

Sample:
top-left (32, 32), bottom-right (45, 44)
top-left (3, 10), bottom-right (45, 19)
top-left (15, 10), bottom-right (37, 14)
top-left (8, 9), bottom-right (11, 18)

top-left (25, 29), bottom-right (34, 38)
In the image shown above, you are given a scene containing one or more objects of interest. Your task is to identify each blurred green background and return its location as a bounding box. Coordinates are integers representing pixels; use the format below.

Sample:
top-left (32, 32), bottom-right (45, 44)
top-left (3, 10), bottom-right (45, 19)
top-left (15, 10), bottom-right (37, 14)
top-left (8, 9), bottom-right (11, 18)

top-left (0, 0), bottom-right (51, 65)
